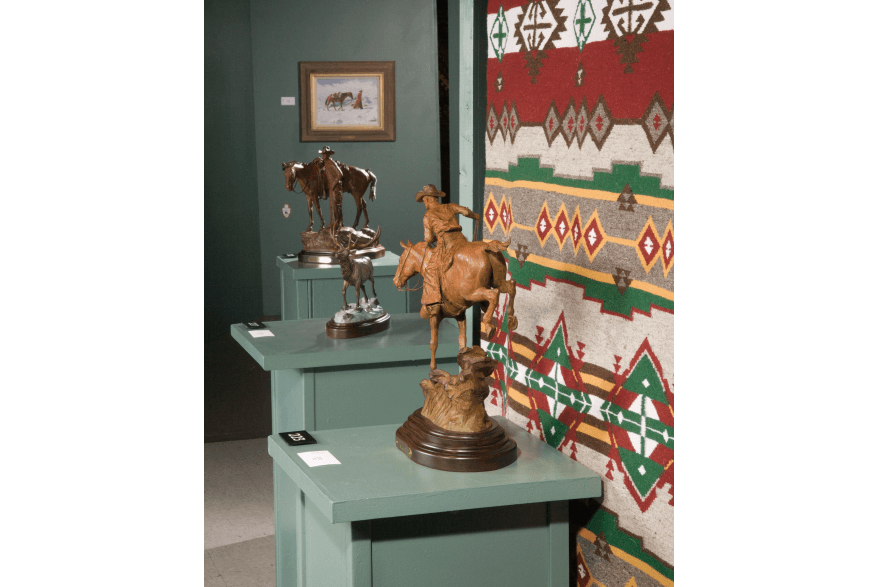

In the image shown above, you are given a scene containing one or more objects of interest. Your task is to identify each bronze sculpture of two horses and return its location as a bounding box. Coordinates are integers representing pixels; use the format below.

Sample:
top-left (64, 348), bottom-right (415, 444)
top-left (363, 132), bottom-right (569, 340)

top-left (393, 239), bottom-right (518, 370)
top-left (281, 159), bottom-right (377, 232)
top-left (325, 92), bottom-right (354, 110)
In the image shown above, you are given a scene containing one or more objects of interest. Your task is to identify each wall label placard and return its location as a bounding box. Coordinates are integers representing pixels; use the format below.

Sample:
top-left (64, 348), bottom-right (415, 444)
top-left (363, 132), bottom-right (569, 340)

top-left (281, 430), bottom-right (317, 447)
top-left (297, 450), bottom-right (340, 467)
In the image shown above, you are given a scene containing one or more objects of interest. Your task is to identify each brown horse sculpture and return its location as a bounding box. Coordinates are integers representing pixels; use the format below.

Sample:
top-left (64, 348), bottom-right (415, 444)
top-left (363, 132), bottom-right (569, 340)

top-left (282, 160), bottom-right (326, 232)
top-left (393, 239), bottom-right (518, 369)
top-left (282, 159), bottom-right (377, 231)
top-left (325, 92), bottom-right (353, 110)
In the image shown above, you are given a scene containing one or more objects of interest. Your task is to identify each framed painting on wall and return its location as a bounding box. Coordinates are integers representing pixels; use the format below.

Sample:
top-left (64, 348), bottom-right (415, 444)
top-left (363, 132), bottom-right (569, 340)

top-left (299, 61), bottom-right (396, 142)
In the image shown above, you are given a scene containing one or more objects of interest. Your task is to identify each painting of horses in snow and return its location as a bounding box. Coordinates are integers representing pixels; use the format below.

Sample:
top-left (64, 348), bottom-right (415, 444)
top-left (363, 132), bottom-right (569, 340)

top-left (299, 61), bottom-right (396, 142)
top-left (314, 75), bottom-right (382, 129)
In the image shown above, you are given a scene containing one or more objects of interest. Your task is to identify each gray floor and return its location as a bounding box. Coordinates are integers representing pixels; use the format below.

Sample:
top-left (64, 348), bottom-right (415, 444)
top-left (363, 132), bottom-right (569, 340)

top-left (205, 439), bottom-right (276, 587)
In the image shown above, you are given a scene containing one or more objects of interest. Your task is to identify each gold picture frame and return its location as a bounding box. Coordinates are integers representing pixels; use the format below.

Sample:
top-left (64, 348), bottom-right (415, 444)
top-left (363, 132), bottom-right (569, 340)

top-left (299, 61), bottom-right (396, 142)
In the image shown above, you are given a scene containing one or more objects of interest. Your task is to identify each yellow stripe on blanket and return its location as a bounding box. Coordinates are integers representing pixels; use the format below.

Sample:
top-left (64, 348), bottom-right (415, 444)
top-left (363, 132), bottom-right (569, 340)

top-left (485, 178), bottom-right (674, 211)
top-left (507, 250), bottom-right (674, 302)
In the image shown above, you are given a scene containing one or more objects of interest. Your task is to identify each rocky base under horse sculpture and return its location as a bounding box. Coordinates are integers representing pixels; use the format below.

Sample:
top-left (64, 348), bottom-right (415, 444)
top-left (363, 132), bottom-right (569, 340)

top-left (325, 297), bottom-right (389, 339)
top-left (299, 226), bottom-right (385, 265)
top-left (395, 347), bottom-right (518, 472)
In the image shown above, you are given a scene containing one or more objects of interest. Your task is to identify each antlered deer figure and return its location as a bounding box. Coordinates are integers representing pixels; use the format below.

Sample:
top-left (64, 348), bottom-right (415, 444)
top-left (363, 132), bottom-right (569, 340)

top-left (334, 228), bottom-right (381, 311)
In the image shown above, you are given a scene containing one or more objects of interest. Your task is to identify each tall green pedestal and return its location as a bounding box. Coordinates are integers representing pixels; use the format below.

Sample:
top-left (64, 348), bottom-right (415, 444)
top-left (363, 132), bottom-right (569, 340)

top-left (231, 314), bottom-right (460, 587)
top-left (277, 253), bottom-right (411, 320)
top-left (268, 420), bottom-right (602, 587)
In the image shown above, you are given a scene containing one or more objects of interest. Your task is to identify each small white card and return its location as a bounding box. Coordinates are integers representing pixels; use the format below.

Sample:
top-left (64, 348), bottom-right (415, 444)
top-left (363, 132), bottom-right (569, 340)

top-left (250, 330), bottom-right (274, 338)
top-left (297, 450), bottom-right (340, 467)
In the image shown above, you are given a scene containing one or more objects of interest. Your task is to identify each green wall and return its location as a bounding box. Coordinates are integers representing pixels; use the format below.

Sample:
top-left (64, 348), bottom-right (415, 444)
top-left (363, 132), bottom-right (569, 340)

top-left (205, 0), bottom-right (264, 340)
top-left (249, 0), bottom-right (442, 314)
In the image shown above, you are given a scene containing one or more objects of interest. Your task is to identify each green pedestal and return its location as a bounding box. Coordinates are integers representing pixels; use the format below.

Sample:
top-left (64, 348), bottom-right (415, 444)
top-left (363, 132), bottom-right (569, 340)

top-left (277, 253), bottom-right (410, 320)
top-left (268, 420), bottom-right (602, 587)
top-left (231, 314), bottom-right (461, 587)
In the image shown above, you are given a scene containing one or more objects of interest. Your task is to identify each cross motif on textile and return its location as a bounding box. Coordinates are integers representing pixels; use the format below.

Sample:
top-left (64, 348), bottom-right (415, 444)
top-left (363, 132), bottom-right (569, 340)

top-left (612, 0), bottom-right (654, 35)
top-left (523, 2), bottom-right (553, 48)
top-left (493, 19), bottom-right (507, 47)
top-left (576, 3), bottom-right (592, 33)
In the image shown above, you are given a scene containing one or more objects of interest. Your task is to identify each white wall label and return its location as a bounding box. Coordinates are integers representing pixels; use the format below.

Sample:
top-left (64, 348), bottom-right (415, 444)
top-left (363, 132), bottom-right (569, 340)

top-left (281, 97), bottom-right (295, 106)
top-left (250, 330), bottom-right (274, 338)
top-left (297, 450), bottom-right (340, 467)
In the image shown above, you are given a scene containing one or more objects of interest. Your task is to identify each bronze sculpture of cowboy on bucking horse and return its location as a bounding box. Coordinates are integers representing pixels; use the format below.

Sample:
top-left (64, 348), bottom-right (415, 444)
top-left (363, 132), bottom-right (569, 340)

top-left (393, 184), bottom-right (518, 370)
top-left (393, 184), bottom-right (519, 473)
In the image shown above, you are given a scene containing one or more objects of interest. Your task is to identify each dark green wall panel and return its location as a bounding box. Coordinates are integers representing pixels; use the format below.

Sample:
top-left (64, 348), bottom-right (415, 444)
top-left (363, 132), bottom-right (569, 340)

top-left (205, 0), bottom-right (263, 340)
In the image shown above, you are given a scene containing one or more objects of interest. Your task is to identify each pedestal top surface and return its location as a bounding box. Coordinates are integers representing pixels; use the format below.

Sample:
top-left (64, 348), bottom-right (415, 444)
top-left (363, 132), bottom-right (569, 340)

top-left (231, 312), bottom-right (460, 370)
top-left (267, 417), bottom-right (602, 523)
top-left (276, 251), bottom-right (401, 279)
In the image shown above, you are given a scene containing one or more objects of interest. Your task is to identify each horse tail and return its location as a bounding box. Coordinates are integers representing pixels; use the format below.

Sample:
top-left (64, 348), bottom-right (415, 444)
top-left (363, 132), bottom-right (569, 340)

top-left (483, 238), bottom-right (510, 253)
top-left (367, 169), bottom-right (377, 201)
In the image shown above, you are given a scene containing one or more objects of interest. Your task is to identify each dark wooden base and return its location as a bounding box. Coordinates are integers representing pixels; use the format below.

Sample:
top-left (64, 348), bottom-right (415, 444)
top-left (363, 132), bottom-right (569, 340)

top-left (297, 245), bottom-right (386, 265)
top-left (325, 312), bottom-right (390, 339)
top-left (395, 409), bottom-right (518, 472)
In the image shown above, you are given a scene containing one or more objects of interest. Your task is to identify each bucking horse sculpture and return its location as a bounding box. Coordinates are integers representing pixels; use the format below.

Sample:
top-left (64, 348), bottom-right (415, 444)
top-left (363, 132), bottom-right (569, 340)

top-left (325, 92), bottom-right (353, 110)
top-left (282, 158), bottom-right (377, 232)
top-left (394, 238), bottom-right (518, 370)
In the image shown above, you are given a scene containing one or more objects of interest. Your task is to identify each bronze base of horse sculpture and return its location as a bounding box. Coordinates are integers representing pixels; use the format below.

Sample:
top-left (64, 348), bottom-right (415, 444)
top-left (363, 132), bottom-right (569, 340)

top-left (298, 226), bottom-right (385, 265)
top-left (395, 410), bottom-right (518, 472)
top-left (394, 348), bottom-right (517, 472)
top-left (326, 310), bottom-right (389, 339)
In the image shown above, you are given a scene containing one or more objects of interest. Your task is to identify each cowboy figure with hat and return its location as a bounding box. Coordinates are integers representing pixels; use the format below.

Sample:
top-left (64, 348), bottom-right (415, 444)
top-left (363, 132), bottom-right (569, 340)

top-left (416, 184), bottom-right (481, 318)
top-left (317, 145), bottom-right (344, 231)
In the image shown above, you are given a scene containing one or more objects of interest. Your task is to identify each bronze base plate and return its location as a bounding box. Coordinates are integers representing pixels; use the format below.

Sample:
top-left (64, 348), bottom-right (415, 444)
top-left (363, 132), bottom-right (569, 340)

top-left (325, 312), bottom-right (390, 339)
top-left (395, 409), bottom-right (518, 472)
top-left (297, 245), bottom-right (386, 266)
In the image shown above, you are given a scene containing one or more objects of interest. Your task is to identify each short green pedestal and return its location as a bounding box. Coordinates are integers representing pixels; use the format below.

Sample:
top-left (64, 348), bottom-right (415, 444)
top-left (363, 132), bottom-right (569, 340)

top-left (231, 314), bottom-right (460, 586)
top-left (277, 253), bottom-right (410, 320)
top-left (268, 420), bottom-right (602, 587)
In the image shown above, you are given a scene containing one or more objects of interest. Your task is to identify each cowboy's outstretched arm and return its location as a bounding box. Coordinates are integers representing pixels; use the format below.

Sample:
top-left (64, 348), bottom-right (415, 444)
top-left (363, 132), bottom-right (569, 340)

top-left (450, 203), bottom-right (481, 223)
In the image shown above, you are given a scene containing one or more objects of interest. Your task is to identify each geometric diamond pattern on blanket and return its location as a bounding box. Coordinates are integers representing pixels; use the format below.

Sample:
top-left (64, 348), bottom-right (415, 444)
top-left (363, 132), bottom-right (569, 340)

top-left (641, 92), bottom-right (672, 152)
top-left (582, 208), bottom-right (607, 262)
top-left (635, 216), bottom-right (661, 272)
top-left (553, 202), bottom-right (571, 249)
top-left (543, 100), bottom-right (562, 146)
top-left (499, 194), bottom-right (513, 236)
top-left (587, 95), bottom-right (614, 150)
top-left (570, 206), bottom-right (584, 254)
top-left (487, 103), bottom-right (500, 144)
top-left (560, 98), bottom-right (578, 147)
top-left (484, 191), bottom-right (500, 234)
top-left (535, 201), bottom-right (554, 246)
top-left (508, 101), bottom-right (520, 144)
top-left (575, 98), bottom-right (589, 147)
top-left (606, 338), bottom-right (674, 512)
top-left (661, 220), bottom-right (674, 277)
top-left (484, 0), bottom-right (673, 582)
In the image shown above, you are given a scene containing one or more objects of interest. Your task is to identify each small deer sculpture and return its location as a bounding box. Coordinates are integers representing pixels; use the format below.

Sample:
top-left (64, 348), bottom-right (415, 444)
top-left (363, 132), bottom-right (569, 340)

top-left (334, 227), bottom-right (381, 312)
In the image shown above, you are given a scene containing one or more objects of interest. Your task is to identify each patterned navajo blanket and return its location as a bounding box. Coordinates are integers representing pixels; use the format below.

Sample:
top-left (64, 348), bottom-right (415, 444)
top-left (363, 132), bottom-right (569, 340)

top-left (482, 1), bottom-right (674, 585)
